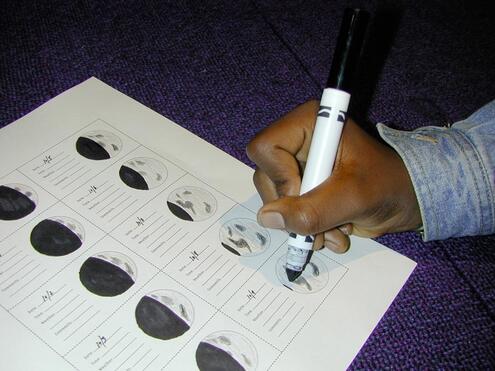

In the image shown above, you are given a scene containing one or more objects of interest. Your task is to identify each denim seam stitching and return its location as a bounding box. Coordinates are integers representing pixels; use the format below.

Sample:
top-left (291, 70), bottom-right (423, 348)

top-left (377, 125), bottom-right (437, 239)
top-left (452, 129), bottom-right (494, 234)
top-left (401, 139), bottom-right (439, 239)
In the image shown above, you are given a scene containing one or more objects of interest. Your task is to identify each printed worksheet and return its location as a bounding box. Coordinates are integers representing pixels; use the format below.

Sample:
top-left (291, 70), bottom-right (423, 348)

top-left (0, 78), bottom-right (416, 370)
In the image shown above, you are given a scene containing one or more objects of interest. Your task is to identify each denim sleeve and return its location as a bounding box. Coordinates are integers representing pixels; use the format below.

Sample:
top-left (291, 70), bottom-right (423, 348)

top-left (376, 100), bottom-right (495, 241)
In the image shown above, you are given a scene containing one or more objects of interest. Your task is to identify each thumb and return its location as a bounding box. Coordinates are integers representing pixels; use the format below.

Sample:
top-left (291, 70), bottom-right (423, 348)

top-left (257, 178), bottom-right (357, 236)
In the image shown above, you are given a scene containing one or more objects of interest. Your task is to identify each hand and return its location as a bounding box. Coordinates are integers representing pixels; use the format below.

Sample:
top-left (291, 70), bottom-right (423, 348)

top-left (246, 100), bottom-right (422, 253)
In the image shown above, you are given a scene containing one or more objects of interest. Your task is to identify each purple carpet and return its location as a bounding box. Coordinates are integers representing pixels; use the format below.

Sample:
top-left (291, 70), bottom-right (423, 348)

top-left (1, 0), bottom-right (494, 368)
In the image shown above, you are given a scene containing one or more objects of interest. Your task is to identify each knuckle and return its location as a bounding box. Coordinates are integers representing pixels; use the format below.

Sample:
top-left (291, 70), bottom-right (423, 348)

top-left (246, 134), bottom-right (270, 163)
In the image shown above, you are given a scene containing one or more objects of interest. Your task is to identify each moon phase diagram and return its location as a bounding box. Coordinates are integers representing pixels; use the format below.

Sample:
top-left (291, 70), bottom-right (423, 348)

top-left (119, 157), bottom-right (167, 190)
top-left (195, 331), bottom-right (258, 371)
top-left (219, 218), bottom-right (269, 256)
top-left (30, 216), bottom-right (85, 256)
top-left (135, 289), bottom-right (194, 340)
top-left (79, 251), bottom-right (137, 297)
top-left (75, 130), bottom-right (122, 160)
top-left (167, 186), bottom-right (217, 222)
top-left (0, 183), bottom-right (38, 221)
top-left (276, 255), bottom-right (329, 294)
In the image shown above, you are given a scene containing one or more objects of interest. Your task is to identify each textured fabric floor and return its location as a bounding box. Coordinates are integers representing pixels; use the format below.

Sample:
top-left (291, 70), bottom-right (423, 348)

top-left (1, 0), bottom-right (494, 368)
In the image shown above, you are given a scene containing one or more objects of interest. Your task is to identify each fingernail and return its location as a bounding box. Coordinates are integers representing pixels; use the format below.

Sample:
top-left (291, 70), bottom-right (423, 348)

top-left (258, 211), bottom-right (285, 229)
top-left (339, 225), bottom-right (349, 235)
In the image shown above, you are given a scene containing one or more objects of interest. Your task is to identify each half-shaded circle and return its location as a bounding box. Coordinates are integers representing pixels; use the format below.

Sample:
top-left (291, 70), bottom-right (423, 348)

top-left (119, 165), bottom-right (149, 190)
top-left (196, 341), bottom-right (245, 371)
top-left (76, 137), bottom-right (111, 160)
top-left (0, 185), bottom-right (36, 220)
top-left (79, 257), bottom-right (134, 296)
top-left (167, 201), bottom-right (193, 221)
top-left (30, 219), bottom-right (82, 256)
top-left (135, 295), bottom-right (191, 340)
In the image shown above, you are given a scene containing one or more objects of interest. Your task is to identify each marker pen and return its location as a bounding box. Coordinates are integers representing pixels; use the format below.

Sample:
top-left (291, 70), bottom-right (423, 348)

top-left (285, 8), bottom-right (369, 282)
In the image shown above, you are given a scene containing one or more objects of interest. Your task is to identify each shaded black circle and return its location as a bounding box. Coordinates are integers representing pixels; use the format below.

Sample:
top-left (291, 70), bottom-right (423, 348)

top-left (196, 342), bottom-right (245, 371)
top-left (135, 295), bottom-right (190, 340)
top-left (119, 165), bottom-right (149, 190)
top-left (76, 137), bottom-right (110, 160)
top-left (167, 201), bottom-right (193, 221)
top-left (0, 185), bottom-right (36, 220)
top-left (79, 257), bottom-right (134, 296)
top-left (30, 219), bottom-right (82, 256)
top-left (221, 242), bottom-right (241, 256)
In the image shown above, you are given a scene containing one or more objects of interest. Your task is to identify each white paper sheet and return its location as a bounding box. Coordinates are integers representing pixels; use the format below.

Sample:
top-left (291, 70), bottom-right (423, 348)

top-left (0, 77), bottom-right (416, 371)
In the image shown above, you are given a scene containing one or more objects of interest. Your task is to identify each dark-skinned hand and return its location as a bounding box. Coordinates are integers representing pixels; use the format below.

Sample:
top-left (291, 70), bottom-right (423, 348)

top-left (246, 100), bottom-right (422, 253)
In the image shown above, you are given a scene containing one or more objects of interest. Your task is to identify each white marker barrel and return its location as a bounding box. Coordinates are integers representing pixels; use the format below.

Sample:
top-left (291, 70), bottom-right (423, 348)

top-left (300, 88), bottom-right (350, 194)
top-left (285, 88), bottom-right (350, 272)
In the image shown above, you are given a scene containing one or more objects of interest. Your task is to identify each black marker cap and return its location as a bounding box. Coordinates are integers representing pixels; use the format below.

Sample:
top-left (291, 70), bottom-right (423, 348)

top-left (327, 8), bottom-right (369, 92)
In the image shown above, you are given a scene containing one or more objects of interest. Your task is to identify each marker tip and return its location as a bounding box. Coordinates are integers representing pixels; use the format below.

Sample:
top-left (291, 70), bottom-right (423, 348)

top-left (286, 268), bottom-right (302, 282)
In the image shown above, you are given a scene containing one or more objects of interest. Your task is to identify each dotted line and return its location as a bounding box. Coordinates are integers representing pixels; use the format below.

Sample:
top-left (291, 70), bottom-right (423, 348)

top-left (268, 268), bottom-right (349, 370)
top-left (5, 308), bottom-right (80, 370)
